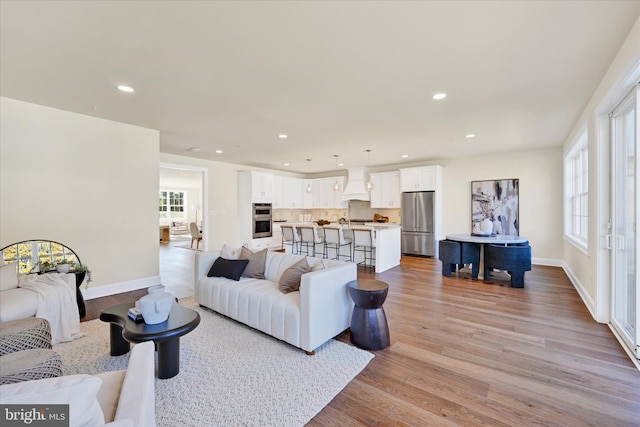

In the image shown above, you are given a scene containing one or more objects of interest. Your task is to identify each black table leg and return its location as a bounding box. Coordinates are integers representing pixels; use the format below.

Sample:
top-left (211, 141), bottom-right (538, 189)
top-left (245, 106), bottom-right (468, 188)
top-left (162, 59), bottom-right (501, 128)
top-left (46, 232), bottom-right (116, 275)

top-left (157, 338), bottom-right (180, 379)
top-left (76, 288), bottom-right (86, 318)
top-left (109, 324), bottom-right (130, 356)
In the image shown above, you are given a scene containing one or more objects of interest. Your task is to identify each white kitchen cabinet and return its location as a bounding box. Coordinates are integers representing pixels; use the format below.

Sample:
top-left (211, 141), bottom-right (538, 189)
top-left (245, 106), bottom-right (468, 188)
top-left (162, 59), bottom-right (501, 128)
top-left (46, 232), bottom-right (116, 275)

top-left (312, 178), bottom-right (331, 208)
top-left (272, 175), bottom-right (284, 208)
top-left (332, 176), bottom-right (346, 208)
top-left (312, 176), bottom-right (345, 209)
top-left (250, 237), bottom-right (273, 251)
top-left (370, 171), bottom-right (401, 208)
top-left (400, 166), bottom-right (440, 192)
top-left (282, 177), bottom-right (303, 208)
top-left (302, 179), bottom-right (313, 208)
top-left (250, 171), bottom-right (273, 201)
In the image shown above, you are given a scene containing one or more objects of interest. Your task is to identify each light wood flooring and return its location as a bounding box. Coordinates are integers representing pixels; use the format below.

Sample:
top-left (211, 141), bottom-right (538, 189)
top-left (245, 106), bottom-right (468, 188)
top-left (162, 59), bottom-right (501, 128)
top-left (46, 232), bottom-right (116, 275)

top-left (84, 248), bottom-right (640, 426)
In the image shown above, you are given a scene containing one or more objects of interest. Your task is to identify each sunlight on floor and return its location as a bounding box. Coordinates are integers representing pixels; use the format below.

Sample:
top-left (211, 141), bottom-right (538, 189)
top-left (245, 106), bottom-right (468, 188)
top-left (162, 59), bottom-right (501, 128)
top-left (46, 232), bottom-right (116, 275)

top-left (159, 235), bottom-right (198, 299)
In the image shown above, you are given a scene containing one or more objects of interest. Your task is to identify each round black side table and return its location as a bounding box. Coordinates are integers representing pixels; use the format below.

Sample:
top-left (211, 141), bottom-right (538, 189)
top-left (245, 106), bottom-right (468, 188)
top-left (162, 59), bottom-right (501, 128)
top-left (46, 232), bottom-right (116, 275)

top-left (348, 279), bottom-right (390, 350)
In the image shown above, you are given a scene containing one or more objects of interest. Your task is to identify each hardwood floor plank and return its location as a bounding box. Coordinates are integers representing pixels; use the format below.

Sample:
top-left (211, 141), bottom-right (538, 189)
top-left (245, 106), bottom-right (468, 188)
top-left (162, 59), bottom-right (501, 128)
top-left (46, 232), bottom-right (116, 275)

top-left (83, 254), bottom-right (640, 426)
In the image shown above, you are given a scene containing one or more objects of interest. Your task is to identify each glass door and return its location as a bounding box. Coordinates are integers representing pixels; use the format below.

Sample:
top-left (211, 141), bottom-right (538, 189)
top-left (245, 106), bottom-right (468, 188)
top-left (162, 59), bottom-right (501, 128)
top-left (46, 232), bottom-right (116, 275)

top-left (611, 85), bottom-right (639, 359)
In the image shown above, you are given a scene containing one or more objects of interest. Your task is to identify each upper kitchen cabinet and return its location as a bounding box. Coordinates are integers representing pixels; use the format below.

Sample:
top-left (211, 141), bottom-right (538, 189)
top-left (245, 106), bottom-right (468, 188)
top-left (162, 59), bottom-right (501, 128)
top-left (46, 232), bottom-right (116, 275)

top-left (302, 179), bottom-right (313, 208)
top-left (282, 177), bottom-right (304, 208)
top-left (250, 171), bottom-right (273, 201)
top-left (370, 171), bottom-right (401, 208)
top-left (313, 176), bottom-right (345, 209)
top-left (400, 166), bottom-right (442, 192)
top-left (272, 175), bottom-right (284, 208)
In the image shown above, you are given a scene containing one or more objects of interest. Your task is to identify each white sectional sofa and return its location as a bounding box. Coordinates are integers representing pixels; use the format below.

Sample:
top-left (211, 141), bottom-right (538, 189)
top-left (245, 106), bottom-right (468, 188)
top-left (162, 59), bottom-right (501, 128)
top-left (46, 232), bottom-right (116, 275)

top-left (195, 250), bottom-right (357, 354)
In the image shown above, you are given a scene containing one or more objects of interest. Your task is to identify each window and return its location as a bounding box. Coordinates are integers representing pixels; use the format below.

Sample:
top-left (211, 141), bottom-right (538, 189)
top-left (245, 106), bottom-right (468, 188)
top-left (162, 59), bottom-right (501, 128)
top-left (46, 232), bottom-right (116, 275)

top-left (159, 190), bottom-right (186, 220)
top-left (564, 128), bottom-right (589, 252)
top-left (2, 241), bottom-right (78, 274)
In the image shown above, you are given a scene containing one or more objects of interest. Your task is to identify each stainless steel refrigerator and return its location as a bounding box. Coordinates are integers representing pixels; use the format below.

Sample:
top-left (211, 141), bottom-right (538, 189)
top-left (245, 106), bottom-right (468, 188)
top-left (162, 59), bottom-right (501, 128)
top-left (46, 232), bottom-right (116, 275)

top-left (401, 191), bottom-right (435, 256)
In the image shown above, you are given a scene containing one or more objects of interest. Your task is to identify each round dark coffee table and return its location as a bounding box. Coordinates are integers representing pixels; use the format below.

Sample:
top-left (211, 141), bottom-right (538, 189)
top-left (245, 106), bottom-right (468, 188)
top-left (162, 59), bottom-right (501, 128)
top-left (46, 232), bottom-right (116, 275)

top-left (99, 301), bottom-right (200, 379)
top-left (347, 279), bottom-right (390, 350)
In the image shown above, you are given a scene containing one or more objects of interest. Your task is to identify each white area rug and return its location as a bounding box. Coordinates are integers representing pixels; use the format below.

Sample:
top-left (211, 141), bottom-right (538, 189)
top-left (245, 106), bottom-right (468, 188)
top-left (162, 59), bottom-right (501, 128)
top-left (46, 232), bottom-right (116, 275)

top-left (54, 298), bottom-right (373, 426)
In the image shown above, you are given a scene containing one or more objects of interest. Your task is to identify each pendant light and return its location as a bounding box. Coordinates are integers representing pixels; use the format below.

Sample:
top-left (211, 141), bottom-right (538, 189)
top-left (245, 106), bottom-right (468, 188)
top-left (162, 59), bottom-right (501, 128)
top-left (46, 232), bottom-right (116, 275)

top-left (305, 159), bottom-right (312, 193)
top-left (333, 155), bottom-right (341, 192)
top-left (365, 149), bottom-right (374, 191)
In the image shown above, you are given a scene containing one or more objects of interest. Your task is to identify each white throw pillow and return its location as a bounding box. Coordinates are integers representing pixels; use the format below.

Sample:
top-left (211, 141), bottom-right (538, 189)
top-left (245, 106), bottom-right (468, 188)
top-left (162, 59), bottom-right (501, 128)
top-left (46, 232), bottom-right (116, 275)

top-left (0, 263), bottom-right (18, 291)
top-left (0, 374), bottom-right (105, 427)
top-left (221, 244), bottom-right (243, 260)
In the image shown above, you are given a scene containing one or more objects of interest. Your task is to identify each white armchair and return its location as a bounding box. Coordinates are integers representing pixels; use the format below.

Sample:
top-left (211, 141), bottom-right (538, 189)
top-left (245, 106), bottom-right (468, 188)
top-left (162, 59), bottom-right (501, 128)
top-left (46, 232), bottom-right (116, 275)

top-left (0, 341), bottom-right (156, 426)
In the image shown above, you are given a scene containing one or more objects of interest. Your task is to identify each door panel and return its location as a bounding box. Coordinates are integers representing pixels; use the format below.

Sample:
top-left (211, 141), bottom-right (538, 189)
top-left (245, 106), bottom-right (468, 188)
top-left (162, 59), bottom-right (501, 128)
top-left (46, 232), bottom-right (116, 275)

top-left (611, 86), bottom-right (639, 358)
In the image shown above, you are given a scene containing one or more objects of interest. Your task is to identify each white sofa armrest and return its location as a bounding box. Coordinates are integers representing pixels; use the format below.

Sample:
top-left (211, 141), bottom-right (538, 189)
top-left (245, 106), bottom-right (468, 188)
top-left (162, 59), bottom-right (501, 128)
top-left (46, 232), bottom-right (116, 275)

top-left (112, 341), bottom-right (155, 427)
top-left (194, 251), bottom-right (221, 303)
top-left (299, 262), bottom-right (357, 352)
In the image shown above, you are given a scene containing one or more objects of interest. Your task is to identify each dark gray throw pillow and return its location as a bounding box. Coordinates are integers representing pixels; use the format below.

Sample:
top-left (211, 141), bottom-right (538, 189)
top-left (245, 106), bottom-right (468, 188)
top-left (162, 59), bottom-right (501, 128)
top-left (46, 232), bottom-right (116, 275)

top-left (239, 247), bottom-right (267, 279)
top-left (207, 257), bottom-right (249, 281)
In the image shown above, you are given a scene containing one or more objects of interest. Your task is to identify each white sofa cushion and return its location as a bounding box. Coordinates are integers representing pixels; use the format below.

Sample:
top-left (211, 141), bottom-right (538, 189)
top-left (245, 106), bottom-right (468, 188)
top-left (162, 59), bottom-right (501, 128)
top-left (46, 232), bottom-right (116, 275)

top-left (95, 370), bottom-right (126, 423)
top-left (0, 288), bottom-right (38, 322)
top-left (0, 263), bottom-right (18, 291)
top-left (0, 374), bottom-right (105, 427)
top-left (199, 276), bottom-right (301, 347)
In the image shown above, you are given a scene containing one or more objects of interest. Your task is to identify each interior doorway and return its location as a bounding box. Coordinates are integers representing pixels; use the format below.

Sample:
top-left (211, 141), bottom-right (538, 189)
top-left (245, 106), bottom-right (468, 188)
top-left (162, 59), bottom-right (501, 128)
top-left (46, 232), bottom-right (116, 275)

top-left (159, 162), bottom-right (207, 298)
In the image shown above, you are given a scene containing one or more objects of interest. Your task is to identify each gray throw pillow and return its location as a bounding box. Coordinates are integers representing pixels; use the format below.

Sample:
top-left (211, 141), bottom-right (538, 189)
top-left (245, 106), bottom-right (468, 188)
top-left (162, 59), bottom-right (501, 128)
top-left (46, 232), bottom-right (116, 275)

top-left (240, 247), bottom-right (267, 279)
top-left (278, 258), bottom-right (312, 294)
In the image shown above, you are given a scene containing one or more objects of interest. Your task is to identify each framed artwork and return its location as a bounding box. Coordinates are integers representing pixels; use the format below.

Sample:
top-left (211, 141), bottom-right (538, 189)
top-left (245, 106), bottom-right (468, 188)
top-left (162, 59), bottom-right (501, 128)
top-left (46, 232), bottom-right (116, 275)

top-left (471, 179), bottom-right (519, 236)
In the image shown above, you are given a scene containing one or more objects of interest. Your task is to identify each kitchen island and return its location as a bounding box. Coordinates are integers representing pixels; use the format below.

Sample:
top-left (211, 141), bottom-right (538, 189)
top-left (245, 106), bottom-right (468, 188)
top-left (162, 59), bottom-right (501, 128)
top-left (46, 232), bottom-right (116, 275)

top-left (350, 224), bottom-right (401, 273)
top-left (275, 222), bottom-right (402, 273)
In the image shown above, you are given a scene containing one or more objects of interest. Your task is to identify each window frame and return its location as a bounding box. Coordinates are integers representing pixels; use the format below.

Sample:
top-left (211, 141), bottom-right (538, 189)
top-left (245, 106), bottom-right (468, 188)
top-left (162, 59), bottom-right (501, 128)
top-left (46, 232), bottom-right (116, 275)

top-left (159, 190), bottom-right (187, 221)
top-left (564, 125), bottom-right (589, 254)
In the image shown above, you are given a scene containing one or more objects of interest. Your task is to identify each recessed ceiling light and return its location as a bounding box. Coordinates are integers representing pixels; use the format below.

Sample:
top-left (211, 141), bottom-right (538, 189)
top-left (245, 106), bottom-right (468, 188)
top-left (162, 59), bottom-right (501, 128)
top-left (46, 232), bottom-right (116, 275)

top-left (401, 154), bottom-right (409, 158)
top-left (278, 134), bottom-right (288, 139)
top-left (188, 147), bottom-right (201, 152)
top-left (116, 85), bottom-right (134, 93)
top-left (284, 163), bottom-right (290, 166)
top-left (432, 93), bottom-right (446, 100)
top-left (215, 150), bottom-right (223, 154)
top-left (338, 163), bottom-right (344, 166)
top-left (465, 134), bottom-right (476, 138)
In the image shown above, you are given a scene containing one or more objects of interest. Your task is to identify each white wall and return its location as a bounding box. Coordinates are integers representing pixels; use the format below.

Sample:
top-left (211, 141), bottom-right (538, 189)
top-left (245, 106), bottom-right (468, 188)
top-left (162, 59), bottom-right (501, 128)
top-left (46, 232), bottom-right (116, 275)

top-left (0, 97), bottom-right (161, 295)
top-left (562, 16), bottom-right (640, 321)
top-left (434, 147), bottom-right (564, 264)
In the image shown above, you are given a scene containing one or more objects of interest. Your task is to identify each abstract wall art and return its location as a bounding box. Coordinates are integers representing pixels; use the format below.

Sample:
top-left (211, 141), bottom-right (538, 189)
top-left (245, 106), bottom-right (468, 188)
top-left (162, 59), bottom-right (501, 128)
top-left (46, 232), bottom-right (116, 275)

top-left (471, 179), bottom-right (519, 236)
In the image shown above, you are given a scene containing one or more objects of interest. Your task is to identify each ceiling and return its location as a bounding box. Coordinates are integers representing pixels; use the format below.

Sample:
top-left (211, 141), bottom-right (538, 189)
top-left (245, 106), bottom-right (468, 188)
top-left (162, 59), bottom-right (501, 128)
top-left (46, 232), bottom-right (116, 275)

top-left (1, 1), bottom-right (638, 174)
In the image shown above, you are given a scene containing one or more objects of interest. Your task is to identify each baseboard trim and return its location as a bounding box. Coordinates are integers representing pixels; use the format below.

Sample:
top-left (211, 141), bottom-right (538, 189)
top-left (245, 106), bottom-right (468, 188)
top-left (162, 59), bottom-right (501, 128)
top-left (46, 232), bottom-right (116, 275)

top-left (561, 261), bottom-right (598, 322)
top-left (81, 276), bottom-right (161, 300)
top-left (532, 257), bottom-right (563, 267)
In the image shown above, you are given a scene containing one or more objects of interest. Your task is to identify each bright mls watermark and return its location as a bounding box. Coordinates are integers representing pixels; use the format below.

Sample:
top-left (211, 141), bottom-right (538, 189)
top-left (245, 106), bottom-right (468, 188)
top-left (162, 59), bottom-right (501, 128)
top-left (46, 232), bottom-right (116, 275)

top-left (1, 405), bottom-right (69, 426)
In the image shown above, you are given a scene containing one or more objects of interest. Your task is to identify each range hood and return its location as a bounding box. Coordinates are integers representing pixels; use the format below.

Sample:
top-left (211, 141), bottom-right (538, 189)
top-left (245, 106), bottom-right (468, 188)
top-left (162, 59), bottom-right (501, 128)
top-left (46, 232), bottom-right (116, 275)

top-left (341, 167), bottom-right (371, 201)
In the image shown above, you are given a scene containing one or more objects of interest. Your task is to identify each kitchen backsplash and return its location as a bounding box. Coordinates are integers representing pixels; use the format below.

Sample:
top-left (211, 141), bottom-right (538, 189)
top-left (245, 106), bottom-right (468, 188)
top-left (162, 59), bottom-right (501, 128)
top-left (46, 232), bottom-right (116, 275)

top-left (273, 200), bottom-right (401, 223)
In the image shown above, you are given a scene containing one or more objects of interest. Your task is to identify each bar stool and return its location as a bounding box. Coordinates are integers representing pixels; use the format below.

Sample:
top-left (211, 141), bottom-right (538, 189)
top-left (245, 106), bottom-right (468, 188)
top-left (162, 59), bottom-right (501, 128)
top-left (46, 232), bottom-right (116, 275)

top-left (298, 225), bottom-right (325, 257)
top-left (323, 225), bottom-right (352, 261)
top-left (280, 225), bottom-right (300, 254)
top-left (352, 227), bottom-right (376, 271)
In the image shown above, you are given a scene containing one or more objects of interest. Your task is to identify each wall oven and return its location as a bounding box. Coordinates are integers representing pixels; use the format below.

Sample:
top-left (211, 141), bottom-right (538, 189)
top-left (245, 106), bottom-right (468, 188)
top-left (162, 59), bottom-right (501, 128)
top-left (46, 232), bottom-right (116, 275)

top-left (252, 203), bottom-right (272, 239)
